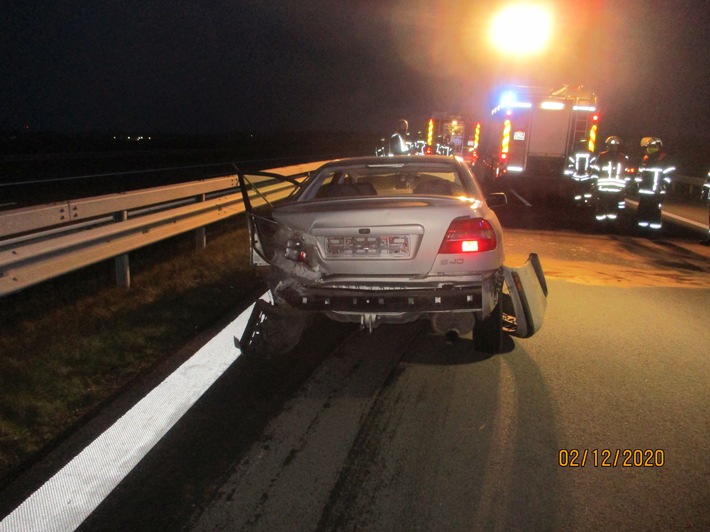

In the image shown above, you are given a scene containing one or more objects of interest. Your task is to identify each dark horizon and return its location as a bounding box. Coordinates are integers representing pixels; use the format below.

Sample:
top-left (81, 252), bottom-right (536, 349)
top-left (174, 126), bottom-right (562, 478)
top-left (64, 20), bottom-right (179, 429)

top-left (3, 1), bottom-right (710, 145)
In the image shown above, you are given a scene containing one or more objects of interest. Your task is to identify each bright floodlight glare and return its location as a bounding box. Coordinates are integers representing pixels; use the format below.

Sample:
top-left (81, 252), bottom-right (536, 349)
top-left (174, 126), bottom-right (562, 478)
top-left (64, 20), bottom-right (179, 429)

top-left (489, 4), bottom-right (553, 56)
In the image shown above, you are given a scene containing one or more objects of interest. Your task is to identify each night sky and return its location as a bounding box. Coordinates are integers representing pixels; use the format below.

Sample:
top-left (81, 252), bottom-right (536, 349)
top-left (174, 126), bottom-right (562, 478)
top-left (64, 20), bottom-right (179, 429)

top-left (2, 1), bottom-right (709, 154)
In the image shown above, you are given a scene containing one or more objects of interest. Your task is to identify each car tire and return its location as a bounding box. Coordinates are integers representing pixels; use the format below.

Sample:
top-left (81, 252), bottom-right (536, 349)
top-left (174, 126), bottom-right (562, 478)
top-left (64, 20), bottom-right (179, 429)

top-left (473, 295), bottom-right (503, 354)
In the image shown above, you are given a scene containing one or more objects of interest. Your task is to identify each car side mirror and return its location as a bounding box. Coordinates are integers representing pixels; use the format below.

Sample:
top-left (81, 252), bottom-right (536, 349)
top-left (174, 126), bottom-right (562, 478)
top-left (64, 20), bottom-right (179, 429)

top-left (486, 192), bottom-right (507, 208)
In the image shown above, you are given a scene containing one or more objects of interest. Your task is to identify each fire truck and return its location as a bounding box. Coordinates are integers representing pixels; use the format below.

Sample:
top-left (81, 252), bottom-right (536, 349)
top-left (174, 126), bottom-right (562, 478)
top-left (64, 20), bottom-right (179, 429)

top-left (482, 85), bottom-right (599, 181)
top-left (425, 112), bottom-right (481, 166)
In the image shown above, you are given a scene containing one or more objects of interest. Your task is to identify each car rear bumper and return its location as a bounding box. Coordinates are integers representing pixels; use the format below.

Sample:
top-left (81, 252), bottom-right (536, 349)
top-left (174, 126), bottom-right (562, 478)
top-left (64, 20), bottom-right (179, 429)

top-left (278, 284), bottom-right (484, 312)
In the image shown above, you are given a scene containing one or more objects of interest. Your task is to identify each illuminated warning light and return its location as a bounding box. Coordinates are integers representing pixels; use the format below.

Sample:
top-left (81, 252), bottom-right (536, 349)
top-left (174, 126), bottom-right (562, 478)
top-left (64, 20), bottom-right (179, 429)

top-left (540, 101), bottom-right (565, 110)
top-left (592, 114), bottom-right (600, 122)
top-left (500, 90), bottom-right (517, 107)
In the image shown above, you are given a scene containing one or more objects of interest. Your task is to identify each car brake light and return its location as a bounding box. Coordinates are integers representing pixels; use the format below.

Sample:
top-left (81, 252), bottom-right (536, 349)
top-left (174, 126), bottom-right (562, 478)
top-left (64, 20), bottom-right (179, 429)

top-left (439, 217), bottom-right (497, 254)
top-left (285, 236), bottom-right (307, 262)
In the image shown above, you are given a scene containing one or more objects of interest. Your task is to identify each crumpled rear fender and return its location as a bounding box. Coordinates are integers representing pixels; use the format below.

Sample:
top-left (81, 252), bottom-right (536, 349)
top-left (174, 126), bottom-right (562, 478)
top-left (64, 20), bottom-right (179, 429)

top-left (503, 253), bottom-right (548, 338)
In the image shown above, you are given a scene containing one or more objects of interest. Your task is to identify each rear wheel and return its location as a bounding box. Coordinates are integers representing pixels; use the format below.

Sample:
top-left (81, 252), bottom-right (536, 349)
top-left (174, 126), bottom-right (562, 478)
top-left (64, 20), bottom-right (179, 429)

top-left (473, 295), bottom-right (503, 354)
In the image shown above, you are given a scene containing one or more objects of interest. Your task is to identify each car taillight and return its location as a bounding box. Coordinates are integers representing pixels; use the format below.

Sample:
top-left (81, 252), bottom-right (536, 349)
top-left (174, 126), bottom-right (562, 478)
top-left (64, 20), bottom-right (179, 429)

top-left (285, 235), bottom-right (307, 262)
top-left (438, 217), bottom-right (497, 254)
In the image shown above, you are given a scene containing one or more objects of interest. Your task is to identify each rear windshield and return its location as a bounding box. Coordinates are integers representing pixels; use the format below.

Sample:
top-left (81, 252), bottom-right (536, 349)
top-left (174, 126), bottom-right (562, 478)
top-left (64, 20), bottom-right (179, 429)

top-left (296, 162), bottom-right (482, 201)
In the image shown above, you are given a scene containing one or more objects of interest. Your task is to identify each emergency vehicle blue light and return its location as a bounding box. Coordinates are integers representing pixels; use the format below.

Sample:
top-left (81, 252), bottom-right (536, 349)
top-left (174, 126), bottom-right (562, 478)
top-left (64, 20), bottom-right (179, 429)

top-left (500, 91), bottom-right (517, 107)
top-left (492, 90), bottom-right (533, 114)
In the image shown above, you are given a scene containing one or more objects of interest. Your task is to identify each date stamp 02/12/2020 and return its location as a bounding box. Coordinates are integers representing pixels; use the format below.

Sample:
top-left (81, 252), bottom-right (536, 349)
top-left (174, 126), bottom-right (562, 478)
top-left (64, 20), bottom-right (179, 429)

top-left (558, 449), bottom-right (665, 468)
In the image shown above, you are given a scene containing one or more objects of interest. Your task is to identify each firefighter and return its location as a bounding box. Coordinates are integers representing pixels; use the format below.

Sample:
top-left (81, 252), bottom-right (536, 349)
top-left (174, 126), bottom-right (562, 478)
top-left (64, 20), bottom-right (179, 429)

top-left (436, 135), bottom-right (453, 156)
top-left (565, 139), bottom-right (594, 205)
top-left (634, 137), bottom-right (675, 230)
top-left (591, 136), bottom-right (629, 222)
top-left (701, 171), bottom-right (710, 245)
top-left (389, 119), bottom-right (410, 156)
top-left (375, 137), bottom-right (387, 157)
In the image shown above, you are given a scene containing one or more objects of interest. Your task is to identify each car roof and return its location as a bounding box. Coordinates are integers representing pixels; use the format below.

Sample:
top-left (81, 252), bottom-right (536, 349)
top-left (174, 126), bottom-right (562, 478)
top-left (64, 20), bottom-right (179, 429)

top-left (317, 155), bottom-right (463, 168)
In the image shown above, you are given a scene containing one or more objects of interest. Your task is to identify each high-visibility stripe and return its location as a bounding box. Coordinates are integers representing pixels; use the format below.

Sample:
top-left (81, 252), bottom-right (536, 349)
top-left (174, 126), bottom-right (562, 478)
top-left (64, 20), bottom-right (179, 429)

top-left (588, 124), bottom-right (597, 152)
top-left (501, 120), bottom-right (511, 155)
top-left (638, 165), bottom-right (673, 193)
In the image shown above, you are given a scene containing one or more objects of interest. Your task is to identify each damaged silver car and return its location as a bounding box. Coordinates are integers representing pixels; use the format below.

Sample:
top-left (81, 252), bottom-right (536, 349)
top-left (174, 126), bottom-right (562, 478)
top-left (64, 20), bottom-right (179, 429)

top-left (236, 155), bottom-right (547, 355)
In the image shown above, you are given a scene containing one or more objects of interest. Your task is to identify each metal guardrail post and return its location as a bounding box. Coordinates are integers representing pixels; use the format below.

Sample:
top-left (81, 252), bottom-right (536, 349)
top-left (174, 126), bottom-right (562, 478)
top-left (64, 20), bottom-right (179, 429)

top-left (114, 210), bottom-right (131, 288)
top-left (195, 194), bottom-right (207, 251)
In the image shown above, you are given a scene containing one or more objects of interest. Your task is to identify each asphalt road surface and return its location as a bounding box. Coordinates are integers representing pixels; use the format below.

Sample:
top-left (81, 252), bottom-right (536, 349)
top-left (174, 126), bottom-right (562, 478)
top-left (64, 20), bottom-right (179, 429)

top-left (188, 282), bottom-right (709, 531)
top-left (2, 192), bottom-right (709, 531)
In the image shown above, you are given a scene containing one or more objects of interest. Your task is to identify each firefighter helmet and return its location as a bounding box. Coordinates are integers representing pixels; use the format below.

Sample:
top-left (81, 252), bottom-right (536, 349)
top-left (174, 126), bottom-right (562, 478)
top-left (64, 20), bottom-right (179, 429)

top-left (398, 119), bottom-right (409, 132)
top-left (605, 136), bottom-right (622, 146)
top-left (640, 136), bottom-right (662, 148)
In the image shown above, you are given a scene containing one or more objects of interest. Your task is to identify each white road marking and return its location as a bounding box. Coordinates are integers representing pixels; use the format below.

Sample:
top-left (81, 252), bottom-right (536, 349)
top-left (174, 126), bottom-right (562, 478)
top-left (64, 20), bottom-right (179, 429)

top-left (509, 188), bottom-right (533, 207)
top-left (0, 292), bottom-right (270, 532)
top-left (662, 210), bottom-right (707, 229)
top-left (626, 200), bottom-right (707, 230)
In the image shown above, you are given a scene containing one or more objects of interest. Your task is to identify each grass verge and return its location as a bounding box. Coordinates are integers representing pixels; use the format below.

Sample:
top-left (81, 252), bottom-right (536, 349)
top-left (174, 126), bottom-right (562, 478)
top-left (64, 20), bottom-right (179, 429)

top-left (0, 220), bottom-right (264, 483)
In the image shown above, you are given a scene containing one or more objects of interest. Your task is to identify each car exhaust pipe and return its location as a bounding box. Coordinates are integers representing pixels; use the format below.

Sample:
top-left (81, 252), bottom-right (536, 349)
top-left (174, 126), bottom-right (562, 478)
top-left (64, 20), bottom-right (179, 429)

top-left (431, 312), bottom-right (474, 341)
top-left (444, 330), bottom-right (460, 343)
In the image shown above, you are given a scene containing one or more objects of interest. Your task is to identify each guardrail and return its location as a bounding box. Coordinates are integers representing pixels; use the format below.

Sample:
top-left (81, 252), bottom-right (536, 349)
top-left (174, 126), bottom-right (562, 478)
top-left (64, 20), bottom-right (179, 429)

top-left (0, 162), bottom-right (325, 298)
top-left (671, 173), bottom-right (707, 197)
top-left (2, 164), bottom-right (706, 299)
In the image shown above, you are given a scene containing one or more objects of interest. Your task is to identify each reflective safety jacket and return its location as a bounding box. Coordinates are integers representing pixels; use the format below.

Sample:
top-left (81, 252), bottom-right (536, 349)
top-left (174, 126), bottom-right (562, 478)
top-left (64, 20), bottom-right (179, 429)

top-left (592, 150), bottom-right (630, 192)
top-left (565, 151), bottom-right (593, 181)
top-left (635, 151), bottom-right (675, 195)
top-left (389, 132), bottom-right (409, 156)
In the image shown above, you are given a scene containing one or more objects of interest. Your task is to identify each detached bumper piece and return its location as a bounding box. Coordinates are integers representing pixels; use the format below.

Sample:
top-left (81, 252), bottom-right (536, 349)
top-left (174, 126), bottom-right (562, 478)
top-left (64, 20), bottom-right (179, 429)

top-left (279, 285), bottom-right (483, 312)
top-left (234, 298), bottom-right (311, 357)
top-left (502, 253), bottom-right (548, 338)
